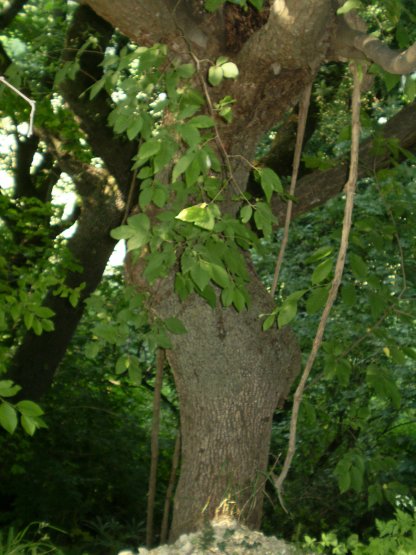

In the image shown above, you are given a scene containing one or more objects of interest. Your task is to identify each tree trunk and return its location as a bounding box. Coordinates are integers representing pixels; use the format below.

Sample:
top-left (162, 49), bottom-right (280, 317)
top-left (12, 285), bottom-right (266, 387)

top-left (126, 262), bottom-right (300, 540)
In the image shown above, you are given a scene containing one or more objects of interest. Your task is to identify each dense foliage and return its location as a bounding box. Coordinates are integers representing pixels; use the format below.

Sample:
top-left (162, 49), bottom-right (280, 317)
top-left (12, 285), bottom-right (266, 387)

top-left (0, 0), bottom-right (415, 553)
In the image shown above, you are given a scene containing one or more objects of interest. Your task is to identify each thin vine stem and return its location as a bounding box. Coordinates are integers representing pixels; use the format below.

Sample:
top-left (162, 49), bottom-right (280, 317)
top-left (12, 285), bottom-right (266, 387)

top-left (273, 63), bottom-right (364, 509)
top-left (0, 75), bottom-right (36, 136)
top-left (270, 83), bottom-right (312, 297)
top-left (146, 349), bottom-right (165, 547)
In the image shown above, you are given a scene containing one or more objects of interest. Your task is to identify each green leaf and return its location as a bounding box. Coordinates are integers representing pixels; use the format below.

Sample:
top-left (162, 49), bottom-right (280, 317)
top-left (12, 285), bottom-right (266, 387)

top-left (210, 262), bottom-right (230, 289)
top-left (240, 205), bottom-right (253, 224)
top-left (176, 63), bottom-right (195, 79)
top-left (305, 245), bottom-right (333, 264)
top-left (177, 124), bottom-right (201, 147)
top-left (32, 306), bottom-right (55, 318)
top-left (136, 139), bottom-right (161, 165)
top-left (254, 202), bottom-right (275, 238)
top-left (286, 289), bottom-right (307, 302)
top-left (221, 62), bottom-right (239, 79)
top-left (175, 203), bottom-right (216, 230)
top-left (126, 117), bottom-right (143, 140)
top-left (128, 361), bottom-right (142, 385)
top-left (0, 380), bottom-right (21, 398)
top-left (208, 65), bottom-right (224, 86)
top-left (189, 115), bottom-right (215, 128)
top-left (367, 365), bottom-right (401, 408)
top-left (88, 76), bottom-right (106, 99)
top-left (123, 213), bottom-right (151, 251)
top-left (262, 313), bottom-right (276, 331)
top-left (172, 152), bottom-right (195, 182)
top-left (221, 287), bottom-right (234, 307)
top-left (115, 354), bottom-right (129, 375)
top-left (32, 318), bottom-right (43, 335)
top-left (85, 342), bottom-right (100, 359)
top-left (349, 253), bottom-right (368, 280)
top-left (185, 157), bottom-right (201, 188)
top-left (306, 287), bottom-right (329, 315)
top-left (152, 187), bottom-right (168, 208)
top-left (258, 168), bottom-right (283, 203)
top-left (23, 312), bottom-right (35, 330)
top-left (337, 0), bottom-right (362, 14)
top-left (278, 299), bottom-right (297, 328)
top-left (164, 317), bottom-right (187, 334)
top-left (139, 187), bottom-right (153, 210)
top-left (110, 224), bottom-right (134, 241)
top-left (15, 400), bottom-right (44, 417)
top-left (175, 273), bottom-right (193, 301)
top-left (190, 261), bottom-right (211, 291)
top-left (232, 288), bottom-right (246, 312)
top-left (21, 414), bottom-right (36, 436)
top-left (0, 402), bottom-right (18, 434)
top-left (311, 258), bottom-right (333, 285)
top-left (334, 458), bottom-right (352, 493)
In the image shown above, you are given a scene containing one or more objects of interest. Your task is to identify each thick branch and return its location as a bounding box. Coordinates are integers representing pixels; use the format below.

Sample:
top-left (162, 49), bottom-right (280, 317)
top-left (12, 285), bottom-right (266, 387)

top-left (331, 16), bottom-right (416, 74)
top-left (271, 101), bottom-right (416, 222)
top-left (61, 6), bottom-right (136, 192)
top-left (80, 0), bottom-right (223, 57)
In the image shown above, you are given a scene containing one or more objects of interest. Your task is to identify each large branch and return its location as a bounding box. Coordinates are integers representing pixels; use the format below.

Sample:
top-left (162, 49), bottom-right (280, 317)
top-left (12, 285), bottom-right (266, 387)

top-left (80, 0), bottom-right (223, 57)
top-left (331, 16), bottom-right (416, 74)
top-left (271, 102), bottom-right (416, 222)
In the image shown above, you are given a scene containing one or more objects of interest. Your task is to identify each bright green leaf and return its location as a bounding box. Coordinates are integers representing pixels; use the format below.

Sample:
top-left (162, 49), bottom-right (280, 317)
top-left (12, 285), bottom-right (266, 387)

top-left (21, 414), bottom-right (36, 436)
top-left (221, 62), bottom-right (239, 79)
top-left (0, 381), bottom-right (21, 398)
top-left (208, 65), bottom-right (224, 86)
top-left (240, 205), bottom-right (253, 224)
top-left (15, 400), bottom-right (44, 417)
top-left (278, 300), bottom-right (297, 328)
top-left (337, 0), bottom-right (362, 14)
top-left (175, 203), bottom-right (215, 230)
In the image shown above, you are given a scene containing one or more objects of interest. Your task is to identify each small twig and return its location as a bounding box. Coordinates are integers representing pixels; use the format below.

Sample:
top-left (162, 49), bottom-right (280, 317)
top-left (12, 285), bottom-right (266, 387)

top-left (146, 349), bottom-right (165, 547)
top-left (0, 75), bottom-right (36, 136)
top-left (160, 430), bottom-right (181, 543)
top-left (273, 63), bottom-right (364, 509)
top-left (270, 83), bottom-right (312, 297)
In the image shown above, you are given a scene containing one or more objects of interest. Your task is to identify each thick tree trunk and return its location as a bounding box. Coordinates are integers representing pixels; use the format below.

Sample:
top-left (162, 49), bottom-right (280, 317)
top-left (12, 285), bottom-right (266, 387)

top-left (126, 262), bottom-right (300, 540)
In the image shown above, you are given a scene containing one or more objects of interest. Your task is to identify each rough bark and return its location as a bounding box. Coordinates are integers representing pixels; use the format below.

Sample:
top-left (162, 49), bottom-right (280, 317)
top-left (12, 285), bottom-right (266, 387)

top-left (125, 262), bottom-right (300, 539)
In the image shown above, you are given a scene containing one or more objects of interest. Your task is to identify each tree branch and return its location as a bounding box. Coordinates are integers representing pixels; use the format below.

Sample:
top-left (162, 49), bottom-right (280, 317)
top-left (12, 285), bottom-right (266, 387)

top-left (331, 16), bottom-right (416, 74)
top-left (271, 101), bottom-right (416, 222)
